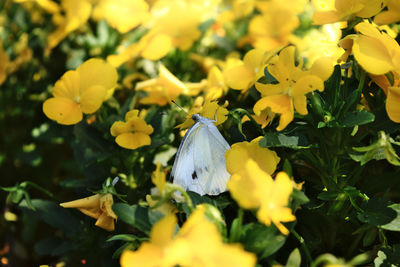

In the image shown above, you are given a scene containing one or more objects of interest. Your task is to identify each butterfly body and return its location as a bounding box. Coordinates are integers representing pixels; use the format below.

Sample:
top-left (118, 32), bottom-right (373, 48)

top-left (171, 114), bottom-right (231, 195)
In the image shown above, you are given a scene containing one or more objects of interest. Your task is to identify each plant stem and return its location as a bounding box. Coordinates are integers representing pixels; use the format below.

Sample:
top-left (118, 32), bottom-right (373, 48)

top-left (290, 228), bottom-right (312, 264)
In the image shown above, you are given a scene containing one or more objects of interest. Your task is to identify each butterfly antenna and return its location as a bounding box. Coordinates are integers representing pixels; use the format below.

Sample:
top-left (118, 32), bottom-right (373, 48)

top-left (171, 100), bottom-right (188, 115)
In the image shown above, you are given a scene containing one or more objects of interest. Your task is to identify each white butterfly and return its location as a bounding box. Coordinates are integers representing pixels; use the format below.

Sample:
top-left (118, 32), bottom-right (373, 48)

top-left (171, 114), bottom-right (231, 196)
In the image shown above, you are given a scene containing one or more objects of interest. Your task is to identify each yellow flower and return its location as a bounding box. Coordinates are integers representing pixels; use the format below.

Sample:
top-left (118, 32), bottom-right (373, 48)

top-left (254, 46), bottom-right (332, 131)
top-left (46, 0), bottom-right (92, 52)
top-left (339, 20), bottom-right (400, 76)
top-left (60, 193), bottom-right (117, 231)
top-left (224, 49), bottom-right (275, 91)
top-left (43, 58), bottom-right (118, 125)
top-left (0, 42), bottom-right (10, 86)
top-left (294, 23), bottom-right (345, 69)
top-left (92, 0), bottom-right (149, 33)
top-left (176, 97), bottom-right (229, 129)
top-left (120, 205), bottom-right (257, 267)
top-left (228, 160), bottom-right (296, 235)
top-left (135, 64), bottom-right (187, 106)
top-left (110, 109), bottom-right (154, 149)
top-left (240, 2), bottom-right (299, 50)
top-left (225, 136), bottom-right (280, 175)
top-left (202, 65), bottom-right (229, 100)
top-left (374, 0), bottom-right (400, 24)
top-left (312, 0), bottom-right (387, 25)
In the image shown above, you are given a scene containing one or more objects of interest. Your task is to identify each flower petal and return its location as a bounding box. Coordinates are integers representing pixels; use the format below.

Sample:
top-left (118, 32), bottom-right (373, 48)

top-left (115, 132), bottom-right (151, 149)
top-left (79, 85), bottom-right (107, 114)
top-left (141, 33), bottom-right (172, 60)
top-left (43, 97), bottom-right (82, 125)
top-left (386, 86), bottom-right (400, 122)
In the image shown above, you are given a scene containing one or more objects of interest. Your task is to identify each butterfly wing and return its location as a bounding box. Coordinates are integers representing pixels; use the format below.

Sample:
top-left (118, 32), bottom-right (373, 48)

top-left (192, 121), bottom-right (231, 195)
top-left (171, 122), bottom-right (206, 195)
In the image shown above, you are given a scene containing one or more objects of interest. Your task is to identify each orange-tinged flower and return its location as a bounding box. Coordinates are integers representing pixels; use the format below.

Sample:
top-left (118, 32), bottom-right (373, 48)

top-left (228, 160), bottom-right (296, 235)
top-left (339, 21), bottom-right (400, 76)
top-left (120, 205), bottom-right (256, 267)
top-left (312, 0), bottom-right (387, 25)
top-left (43, 58), bottom-right (118, 125)
top-left (135, 64), bottom-right (187, 106)
top-left (176, 97), bottom-right (229, 129)
top-left (46, 0), bottom-right (91, 52)
top-left (110, 109), bottom-right (154, 149)
top-left (225, 136), bottom-right (280, 176)
top-left (60, 193), bottom-right (117, 231)
top-left (254, 46), bottom-right (331, 131)
top-left (224, 49), bottom-right (275, 91)
top-left (374, 0), bottom-right (400, 24)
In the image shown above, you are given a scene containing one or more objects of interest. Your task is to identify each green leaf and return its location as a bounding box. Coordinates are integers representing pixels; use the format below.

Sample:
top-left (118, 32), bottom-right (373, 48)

top-left (112, 203), bottom-right (154, 234)
top-left (241, 223), bottom-right (287, 259)
top-left (357, 198), bottom-right (397, 227)
top-left (286, 248), bottom-right (301, 267)
top-left (340, 110), bottom-right (375, 127)
top-left (19, 199), bottom-right (81, 235)
top-left (107, 234), bottom-right (139, 242)
top-left (259, 132), bottom-right (313, 149)
top-left (34, 237), bottom-right (74, 256)
top-left (380, 204), bottom-right (400, 231)
top-left (374, 244), bottom-right (400, 267)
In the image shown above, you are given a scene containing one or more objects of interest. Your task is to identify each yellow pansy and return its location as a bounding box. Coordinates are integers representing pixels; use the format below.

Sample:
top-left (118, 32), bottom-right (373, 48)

top-left (225, 136), bottom-right (280, 175)
top-left (110, 109), bottom-right (154, 150)
top-left (374, 0), bottom-right (400, 25)
top-left (176, 97), bottom-right (229, 129)
top-left (371, 75), bottom-right (400, 122)
top-left (228, 160), bottom-right (296, 235)
top-left (0, 42), bottom-right (10, 86)
top-left (254, 46), bottom-right (332, 131)
top-left (60, 193), bottom-right (117, 231)
top-left (43, 58), bottom-right (118, 125)
top-left (46, 0), bottom-right (91, 52)
top-left (135, 64), bottom-right (187, 106)
top-left (312, 0), bottom-right (387, 25)
top-left (224, 49), bottom-right (275, 91)
top-left (92, 0), bottom-right (149, 33)
top-left (120, 205), bottom-right (256, 267)
top-left (339, 21), bottom-right (400, 76)
top-left (202, 65), bottom-right (229, 100)
top-left (240, 2), bottom-right (299, 50)
top-left (294, 23), bottom-right (345, 69)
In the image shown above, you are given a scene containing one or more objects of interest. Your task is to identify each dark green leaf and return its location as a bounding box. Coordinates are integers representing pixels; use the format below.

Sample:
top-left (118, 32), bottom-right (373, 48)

top-left (341, 110), bottom-right (375, 127)
top-left (380, 204), bottom-right (400, 231)
top-left (34, 237), bottom-right (74, 256)
top-left (242, 223), bottom-right (287, 259)
top-left (107, 234), bottom-right (138, 242)
top-left (112, 203), bottom-right (153, 234)
top-left (286, 248), bottom-right (301, 267)
top-left (357, 198), bottom-right (397, 227)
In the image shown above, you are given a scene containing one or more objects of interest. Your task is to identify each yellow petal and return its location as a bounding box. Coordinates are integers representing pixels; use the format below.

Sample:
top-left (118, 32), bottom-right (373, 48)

top-left (254, 95), bottom-right (293, 131)
top-left (77, 58), bottom-right (118, 94)
top-left (95, 212), bottom-right (115, 231)
top-left (115, 132), bottom-right (151, 149)
top-left (150, 214), bottom-right (177, 247)
top-left (42, 97), bottom-right (82, 125)
top-left (224, 63), bottom-right (254, 90)
top-left (255, 82), bottom-right (286, 96)
top-left (79, 85), bottom-right (107, 114)
top-left (352, 35), bottom-right (394, 75)
top-left (52, 70), bottom-right (80, 100)
top-left (386, 86), bottom-right (400, 122)
top-left (60, 194), bottom-right (101, 209)
top-left (129, 118), bottom-right (154, 135)
top-left (141, 33), bottom-right (172, 60)
top-left (99, 194), bottom-right (117, 219)
top-left (120, 243), bottom-right (164, 267)
top-left (309, 56), bottom-right (335, 81)
top-left (355, 0), bottom-right (387, 18)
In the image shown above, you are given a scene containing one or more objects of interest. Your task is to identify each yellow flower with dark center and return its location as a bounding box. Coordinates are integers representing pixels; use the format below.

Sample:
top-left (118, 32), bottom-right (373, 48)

top-left (224, 49), bottom-right (275, 91)
top-left (110, 109), bottom-right (154, 150)
top-left (254, 46), bottom-right (332, 131)
top-left (120, 205), bottom-right (257, 267)
top-left (60, 193), bottom-right (117, 231)
top-left (43, 58), bottom-right (118, 125)
top-left (135, 64), bottom-right (187, 106)
top-left (312, 0), bottom-right (387, 25)
top-left (228, 160), bottom-right (296, 235)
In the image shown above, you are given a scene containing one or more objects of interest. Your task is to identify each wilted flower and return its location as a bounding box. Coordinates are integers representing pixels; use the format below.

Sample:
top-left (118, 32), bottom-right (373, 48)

top-left (60, 193), bottom-right (117, 231)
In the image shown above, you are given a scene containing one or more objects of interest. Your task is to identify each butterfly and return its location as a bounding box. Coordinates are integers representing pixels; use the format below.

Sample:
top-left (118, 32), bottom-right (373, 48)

top-left (171, 114), bottom-right (231, 196)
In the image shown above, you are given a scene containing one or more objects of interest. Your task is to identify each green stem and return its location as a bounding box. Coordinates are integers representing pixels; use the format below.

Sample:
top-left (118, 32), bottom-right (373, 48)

top-left (290, 228), bottom-right (312, 264)
top-left (170, 185), bottom-right (194, 212)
